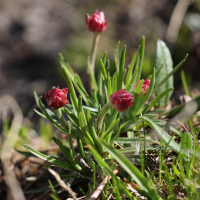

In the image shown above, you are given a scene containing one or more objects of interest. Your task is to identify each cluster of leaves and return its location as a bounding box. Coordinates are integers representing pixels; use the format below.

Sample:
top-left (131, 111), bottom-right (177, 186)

top-left (23, 37), bottom-right (200, 200)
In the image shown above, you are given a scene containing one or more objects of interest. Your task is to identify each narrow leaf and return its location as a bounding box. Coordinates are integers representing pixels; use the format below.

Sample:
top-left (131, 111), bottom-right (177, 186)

top-left (117, 47), bottom-right (126, 90)
top-left (24, 145), bottom-right (75, 171)
top-left (135, 36), bottom-right (145, 83)
top-left (115, 41), bottom-right (120, 70)
top-left (100, 140), bottom-right (162, 199)
top-left (126, 46), bottom-right (140, 88)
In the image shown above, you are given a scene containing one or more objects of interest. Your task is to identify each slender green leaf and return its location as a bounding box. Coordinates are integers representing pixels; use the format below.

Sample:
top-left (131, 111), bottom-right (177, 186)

top-left (33, 91), bottom-right (40, 108)
top-left (155, 63), bottom-right (163, 77)
top-left (153, 54), bottom-right (188, 96)
top-left (181, 70), bottom-right (190, 97)
top-left (38, 98), bottom-right (82, 138)
top-left (126, 46), bottom-right (140, 88)
top-left (24, 145), bottom-right (76, 171)
top-left (100, 59), bottom-right (107, 80)
top-left (62, 107), bottom-right (79, 126)
top-left (136, 69), bottom-right (155, 113)
top-left (130, 80), bottom-right (144, 113)
top-left (115, 41), bottom-right (120, 70)
top-left (59, 54), bottom-right (75, 81)
top-left (77, 136), bottom-right (86, 160)
top-left (135, 36), bottom-right (145, 83)
top-left (127, 66), bottom-right (138, 92)
top-left (110, 126), bottom-right (122, 144)
top-left (112, 71), bottom-right (119, 93)
top-left (61, 66), bottom-right (78, 111)
top-left (74, 76), bottom-right (98, 109)
top-left (102, 118), bottom-right (120, 139)
top-left (142, 88), bottom-right (174, 114)
top-left (181, 132), bottom-right (192, 150)
top-left (100, 140), bottom-right (162, 199)
top-left (117, 47), bottom-right (126, 90)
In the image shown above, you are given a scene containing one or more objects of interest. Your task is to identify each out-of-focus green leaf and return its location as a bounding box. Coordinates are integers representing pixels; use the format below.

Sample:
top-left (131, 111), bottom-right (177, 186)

top-left (181, 70), bottom-right (190, 97)
top-left (161, 94), bottom-right (200, 119)
top-left (155, 40), bottom-right (173, 106)
top-left (115, 137), bottom-right (155, 144)
top-left (115, 41), bottom-right (120, 70)
top-left (118, 145), bottom-right (165, 153)
top-left (181, 132), bottom-right (192, 151)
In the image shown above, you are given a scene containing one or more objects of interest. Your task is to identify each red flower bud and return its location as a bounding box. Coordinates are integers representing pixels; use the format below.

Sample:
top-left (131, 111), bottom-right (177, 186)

top-left (134, 79), bottom-right (150, 97)
top-left (45, 87), bottom-right (69, 110)
top-left (109, 89), bottom-right (134, 113)
top-left (85, 9), bottom-right (108, 33)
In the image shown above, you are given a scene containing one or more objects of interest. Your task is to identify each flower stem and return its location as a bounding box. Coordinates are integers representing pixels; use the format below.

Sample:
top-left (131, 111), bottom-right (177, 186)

top-left (89, 33), bottom-right (100, 92)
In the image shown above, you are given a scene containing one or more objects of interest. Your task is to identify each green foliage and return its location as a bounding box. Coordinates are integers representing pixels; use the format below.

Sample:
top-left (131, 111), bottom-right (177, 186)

top-left (23, 37), bottom-right (200, 200)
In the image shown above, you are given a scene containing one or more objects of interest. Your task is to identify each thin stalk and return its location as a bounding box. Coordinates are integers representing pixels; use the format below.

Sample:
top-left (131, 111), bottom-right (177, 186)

top-left (89, 33), bottom-right (100, 92)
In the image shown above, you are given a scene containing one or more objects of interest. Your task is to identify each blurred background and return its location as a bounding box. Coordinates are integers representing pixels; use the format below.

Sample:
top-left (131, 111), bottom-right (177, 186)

top-left (0, 0), bottom-right (200, 116)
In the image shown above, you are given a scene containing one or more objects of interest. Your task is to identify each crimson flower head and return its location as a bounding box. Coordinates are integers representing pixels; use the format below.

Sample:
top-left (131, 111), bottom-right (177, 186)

top-left (109, 89), bottom-right (134, 113)
top-left (45, 87), bottom-right (69, 110)
top-left (134, 79), bottom-right (150, 97)
top-left (85, 9), bottom-right (108, 33)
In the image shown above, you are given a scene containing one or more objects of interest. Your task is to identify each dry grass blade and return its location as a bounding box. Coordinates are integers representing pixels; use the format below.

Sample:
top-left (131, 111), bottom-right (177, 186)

top-left (0, 95), bottom-right (25, 200)
top-left (89, 169), bottom-right (119, 200)
top-left (48, 167), bottom-right (77, 200)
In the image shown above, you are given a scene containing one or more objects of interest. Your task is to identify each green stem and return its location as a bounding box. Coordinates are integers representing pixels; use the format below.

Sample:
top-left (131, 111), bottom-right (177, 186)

top-left (90, 33), bottom-right (100, 73)
top-left (89, 33), bottom-right (100, 92)
top-left (96, 102), bottom-right (112, 135)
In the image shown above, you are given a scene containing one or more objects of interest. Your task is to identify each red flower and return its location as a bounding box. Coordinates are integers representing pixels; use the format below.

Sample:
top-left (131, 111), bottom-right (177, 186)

top-left (134, 79), bottom-right (150, 97)
top-left (109, 89), bottom-right (134, 113)
top-left (45, 87), bottom-right (69, 110)
top-left (85, 9), bottom-right (108, 33)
